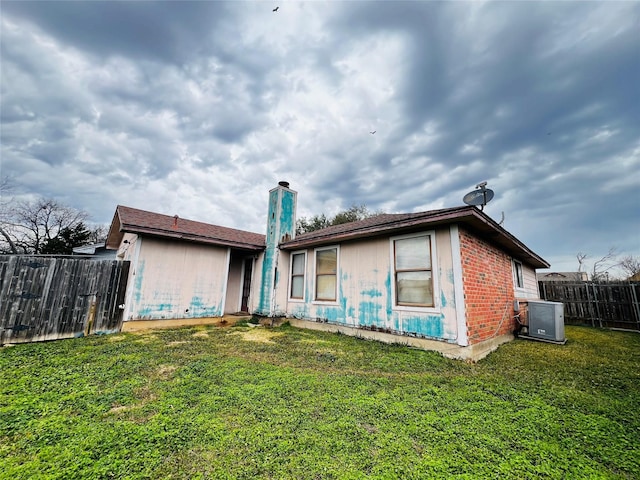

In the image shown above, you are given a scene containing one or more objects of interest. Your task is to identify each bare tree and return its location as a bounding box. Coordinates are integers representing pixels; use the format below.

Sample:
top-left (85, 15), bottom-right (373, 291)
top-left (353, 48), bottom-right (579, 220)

top-left (0, 176), bottom-right (18, 253)
top-left (86, 224), bottom-right (109, 244)
top-left (619, 255), bottom-right (640, 280)
top-left (576, 252), bottom-right (588, 274)
top-left (9, 198), bottom-right (90, 254)
top-left (590, 247), bottom-right (618, 282)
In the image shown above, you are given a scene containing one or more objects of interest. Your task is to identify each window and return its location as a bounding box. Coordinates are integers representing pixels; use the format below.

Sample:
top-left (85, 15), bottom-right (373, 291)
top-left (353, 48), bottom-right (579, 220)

top-left (315, 247), bottom-right (338, 301)
top-left (393, 235), bottom-right (434, 307)
top-left (289, 252), bottom-right (306, 300)
top-left (513, 260), bottom-right (524, 289)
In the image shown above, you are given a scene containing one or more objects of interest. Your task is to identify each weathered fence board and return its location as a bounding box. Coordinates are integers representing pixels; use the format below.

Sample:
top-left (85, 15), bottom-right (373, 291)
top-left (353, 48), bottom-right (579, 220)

top-left (539, 281), bottom-right (640, 330)
top-left (0, 256), bottom-right (130, 344)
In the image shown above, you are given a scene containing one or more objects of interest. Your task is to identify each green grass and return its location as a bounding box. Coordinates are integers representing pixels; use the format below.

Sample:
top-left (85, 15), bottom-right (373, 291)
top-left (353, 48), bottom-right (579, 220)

top-left (1, 324), bottom-right (638, 479)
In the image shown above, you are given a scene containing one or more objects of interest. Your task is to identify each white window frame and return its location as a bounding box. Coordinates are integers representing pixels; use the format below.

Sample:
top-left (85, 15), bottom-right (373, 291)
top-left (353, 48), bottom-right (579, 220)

top-left (312, 245), bottom-right (340, 304)
top-left (513, 259), bottom-right (525, 291)
top-left (288, 250), bottom-right (307, 302)
top-left (390, 232), bottom-right (440, 313)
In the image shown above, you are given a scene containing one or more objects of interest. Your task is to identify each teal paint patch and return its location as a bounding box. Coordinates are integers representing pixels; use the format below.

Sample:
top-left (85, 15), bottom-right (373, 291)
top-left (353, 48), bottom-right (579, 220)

top-left (137, 303), bottom-right (174, 318)
top-left (402, 315), bottom-right (445, 339)
top-left (440, 291), bottom-right (447, 308)
top-left (133, 260), bottom-right (145, 304)
top-left (339, 277), bottom-right (348, 315)
top-left (266, 190), bottom-right (279, 245)
top-left (392, 313), bottom-right (400, 332)
top-left (136, 298), bottom-right (222, 319)
top-left (189, 296), bottom-right (222, 317)
top-left (315, 305), bottom-right (346, 323)
top-left (279, 190), bottom-right (296, 240)
top-left (361, 288), bottom-right (382, 298)
top-left (290, 304), bottom-right (309, 319)
top-left (385, 272), bottom-right (393, 319)
top-left (258, 248), bottom-right (276, 315)
top-left (357, 301), bottom-right (383, 327)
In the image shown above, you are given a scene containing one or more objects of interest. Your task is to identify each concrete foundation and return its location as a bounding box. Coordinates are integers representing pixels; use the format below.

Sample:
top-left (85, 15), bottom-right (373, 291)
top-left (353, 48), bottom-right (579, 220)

top-left (121, 315), bottom-right (250, 332)
top-left (288, 318), bottom-right (513, 362)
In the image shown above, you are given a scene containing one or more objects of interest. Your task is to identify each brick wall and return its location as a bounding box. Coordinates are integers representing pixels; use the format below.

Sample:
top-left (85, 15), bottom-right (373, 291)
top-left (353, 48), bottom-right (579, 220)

top-left (459, 227), bottom-right (517, 344)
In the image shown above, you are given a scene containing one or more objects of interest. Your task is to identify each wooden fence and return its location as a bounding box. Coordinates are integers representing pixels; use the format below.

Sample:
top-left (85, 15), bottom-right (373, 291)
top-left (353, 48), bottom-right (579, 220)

top-left (539, 281), bottom-right (640, 331)
top-left (0, 255), bottom-right (130, 344)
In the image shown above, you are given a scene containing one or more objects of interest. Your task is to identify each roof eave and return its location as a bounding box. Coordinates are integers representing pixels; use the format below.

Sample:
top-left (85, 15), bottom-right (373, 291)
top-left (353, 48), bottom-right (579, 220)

top-left (105, 208), bottom-right (124, 250)
top-left (281, 207), bottom-right (549, 269)
top-left (120, 224), bottom-right (265, 252)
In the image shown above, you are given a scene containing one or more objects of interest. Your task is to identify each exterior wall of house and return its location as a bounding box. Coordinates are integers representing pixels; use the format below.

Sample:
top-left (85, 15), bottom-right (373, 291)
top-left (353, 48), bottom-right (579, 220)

top-left (283, 228), bottom-right (462, 343)
top-left (518, 265), bottom-right (540, 299)
top-left (459, 227), bottom-right (519, 344)
top-left (122, 236), bottom-right (230, 320)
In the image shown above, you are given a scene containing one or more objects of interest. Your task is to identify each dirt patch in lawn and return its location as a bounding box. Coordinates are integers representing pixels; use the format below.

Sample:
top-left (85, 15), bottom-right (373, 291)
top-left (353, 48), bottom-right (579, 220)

top-left (229, 328), bottom-right (283, 344)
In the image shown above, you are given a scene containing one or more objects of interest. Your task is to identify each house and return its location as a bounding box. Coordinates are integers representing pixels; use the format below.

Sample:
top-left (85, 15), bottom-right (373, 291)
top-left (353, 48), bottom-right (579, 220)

top-left (105, 205), bottom-right (265, 328)
top-left (72, 242), bottom-right (117, 260)
top-left (536, 271), bottom-right (588, 282)
top-left (107, 182), bottom-right (550, 360)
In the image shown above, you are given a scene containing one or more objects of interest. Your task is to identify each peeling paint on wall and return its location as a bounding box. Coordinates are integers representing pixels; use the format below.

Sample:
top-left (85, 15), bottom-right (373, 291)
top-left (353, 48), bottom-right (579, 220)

top-left (127, 238), bottom-right (229, 321)
top-left (133, 260), bottom-right (145, 304)
top-left (279, 190), bottom-right (296, 241)
top-left (285, 231), bottom-right (459, 343)
top-left (402, 315), bottom-right (445, 338)
top-left (358, 301), bottom-right (384, 327)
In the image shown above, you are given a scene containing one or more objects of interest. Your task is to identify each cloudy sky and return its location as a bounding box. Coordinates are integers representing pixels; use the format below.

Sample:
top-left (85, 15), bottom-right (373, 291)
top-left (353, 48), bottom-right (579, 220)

top-left (1, 1), bottom-right (639, 274)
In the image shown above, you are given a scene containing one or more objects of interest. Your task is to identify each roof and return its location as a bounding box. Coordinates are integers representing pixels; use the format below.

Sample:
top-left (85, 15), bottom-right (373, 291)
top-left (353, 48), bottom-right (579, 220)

top-left (106, 205), bottom-right (265, 252)
top-left (281, 205), bottom-right (550, 269)
top-left (536, 271), bottom-right (588, 281)
top-left (72, 242), bottom-right (111, 255)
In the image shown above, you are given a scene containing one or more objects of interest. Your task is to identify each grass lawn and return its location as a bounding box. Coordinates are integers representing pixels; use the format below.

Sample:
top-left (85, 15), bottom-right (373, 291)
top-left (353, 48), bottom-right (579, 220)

top-left (1, 323), bottom-right (639, 479)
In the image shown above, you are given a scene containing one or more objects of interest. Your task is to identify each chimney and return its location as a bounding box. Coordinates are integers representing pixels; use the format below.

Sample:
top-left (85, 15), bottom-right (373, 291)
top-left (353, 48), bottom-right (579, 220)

top-left (172, 215), bottom-right (179, 230)
top-left (256, 181), bottom-right (297, 316)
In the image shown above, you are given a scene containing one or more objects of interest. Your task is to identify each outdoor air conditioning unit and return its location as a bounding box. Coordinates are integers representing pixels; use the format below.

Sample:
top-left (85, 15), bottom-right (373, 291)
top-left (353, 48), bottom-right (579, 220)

top-left (526, 300), bottom-right (565, 343)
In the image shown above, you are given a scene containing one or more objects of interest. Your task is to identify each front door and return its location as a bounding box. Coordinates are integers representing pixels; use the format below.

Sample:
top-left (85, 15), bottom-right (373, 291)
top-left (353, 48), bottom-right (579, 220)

top-left (240, 258), bottom-right (253, 312)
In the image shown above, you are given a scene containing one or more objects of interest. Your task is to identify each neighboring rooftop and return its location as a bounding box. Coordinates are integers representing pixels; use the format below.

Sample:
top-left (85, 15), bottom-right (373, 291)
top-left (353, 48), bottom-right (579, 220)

top-left (106, 205), bottom-right (266, 252)
top-left (537, 271), bottom-right (589, 282)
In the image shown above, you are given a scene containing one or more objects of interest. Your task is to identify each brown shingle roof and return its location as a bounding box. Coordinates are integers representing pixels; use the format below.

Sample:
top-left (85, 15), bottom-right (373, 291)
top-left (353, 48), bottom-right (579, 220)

top-left (106, 205), bottom-right (265, 252)
top-left (282, 205), bottom-right (550, 269)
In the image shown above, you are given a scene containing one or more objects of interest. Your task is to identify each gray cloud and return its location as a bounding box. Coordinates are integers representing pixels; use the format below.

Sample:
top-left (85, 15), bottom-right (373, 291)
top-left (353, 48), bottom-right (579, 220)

top-left (1, 1), bottom-right (639, 273)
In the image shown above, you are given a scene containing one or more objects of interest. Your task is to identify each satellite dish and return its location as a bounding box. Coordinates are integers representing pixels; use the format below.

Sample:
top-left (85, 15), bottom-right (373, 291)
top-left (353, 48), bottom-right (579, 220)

top-left (463, 182), bottom-right (494, 210)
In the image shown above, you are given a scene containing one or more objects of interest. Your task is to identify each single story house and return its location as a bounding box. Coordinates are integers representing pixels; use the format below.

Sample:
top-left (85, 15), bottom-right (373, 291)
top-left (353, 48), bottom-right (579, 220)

top-left (106, 182), bottom-right (550, 360)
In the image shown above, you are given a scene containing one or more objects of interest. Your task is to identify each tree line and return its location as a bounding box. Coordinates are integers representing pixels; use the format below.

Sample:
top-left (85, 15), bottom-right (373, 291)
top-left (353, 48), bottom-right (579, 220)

top-left (296, 204), bottom-right (382, 235)
top-left (0, 177), bottom-right (106, 255)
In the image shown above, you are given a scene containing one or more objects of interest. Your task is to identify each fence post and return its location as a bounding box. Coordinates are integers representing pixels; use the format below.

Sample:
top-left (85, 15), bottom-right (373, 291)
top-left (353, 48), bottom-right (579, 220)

top-left (591, 283), bottom-right (603, 328)
top-left (585, 283), bottom-right (596, 327)
top-left (630, 283), bottom-right (640, 331)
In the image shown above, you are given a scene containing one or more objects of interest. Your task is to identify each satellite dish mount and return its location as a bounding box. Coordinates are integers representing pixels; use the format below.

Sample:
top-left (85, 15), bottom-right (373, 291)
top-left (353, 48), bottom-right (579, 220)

top-left (463, 181), bottom-right (495, 211)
